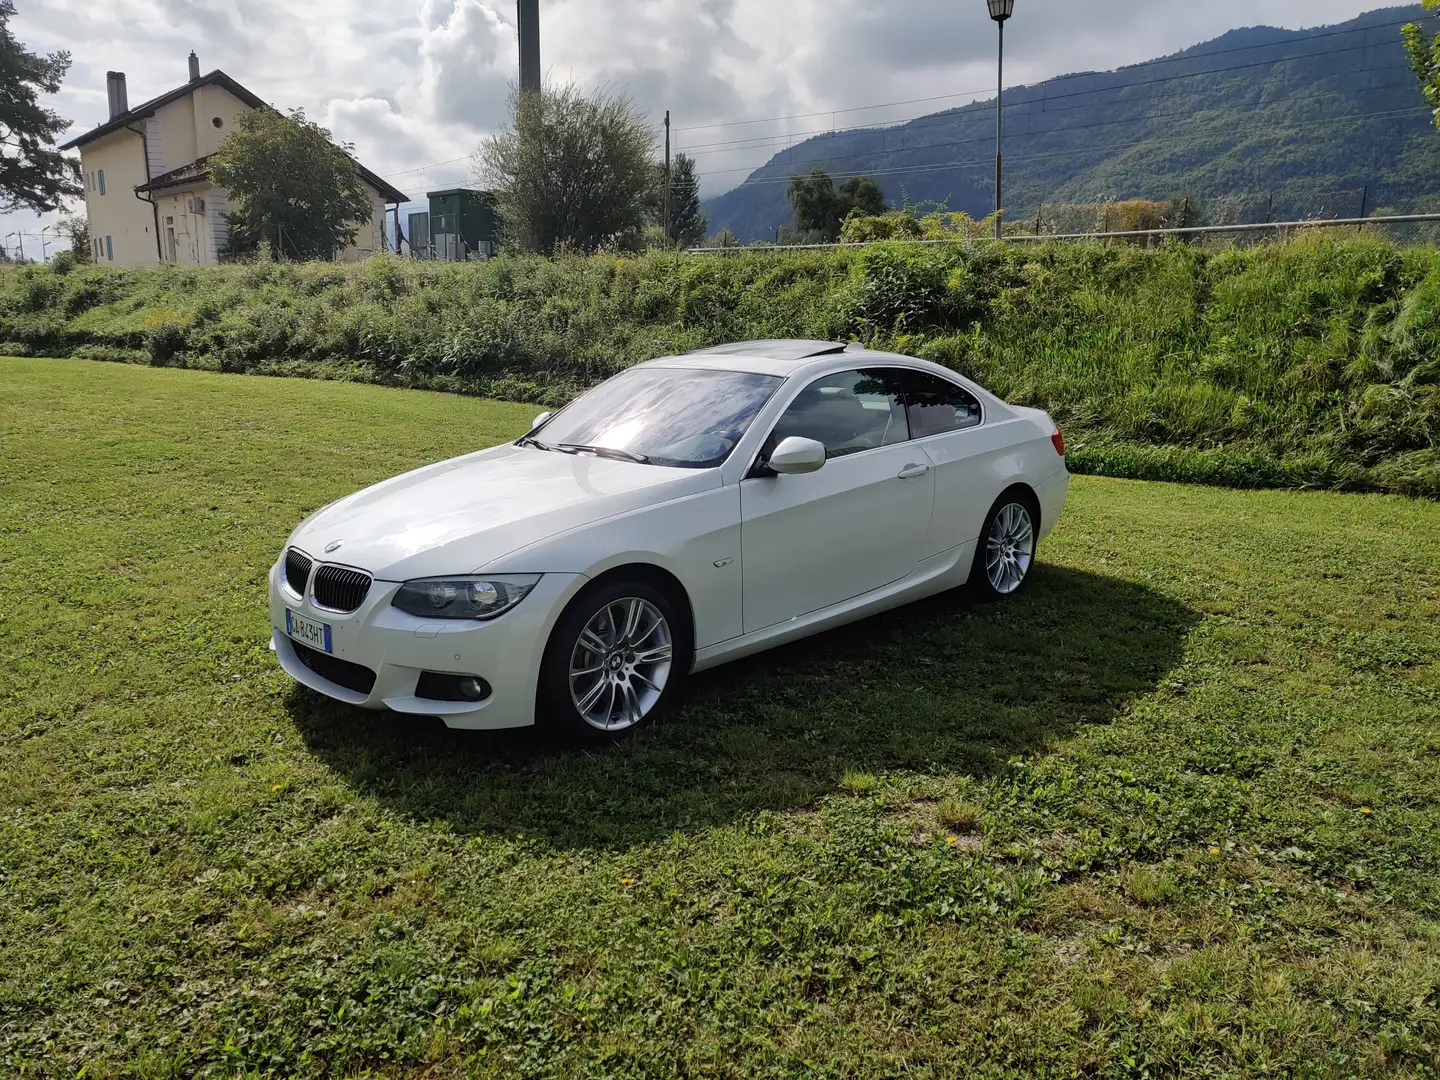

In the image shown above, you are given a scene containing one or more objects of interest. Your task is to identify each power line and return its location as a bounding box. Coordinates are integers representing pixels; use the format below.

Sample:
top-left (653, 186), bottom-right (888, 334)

top-left (678, 75), bottom-right (1424, 179)
top-left (691, 105), bottom-right (1434, 188)
top-left (376, 12), bottom-right (1438, 193)
top-left (680, 72), bottom-right (1417, 160)
top-left (679, 34), bottom-right (1427, 159)
top-left (673, 13), bottom-right (1429, 137)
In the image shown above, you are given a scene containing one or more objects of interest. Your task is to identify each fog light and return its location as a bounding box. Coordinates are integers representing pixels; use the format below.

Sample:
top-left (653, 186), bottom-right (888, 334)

top-left (416, 672), bottom-right (492, 702)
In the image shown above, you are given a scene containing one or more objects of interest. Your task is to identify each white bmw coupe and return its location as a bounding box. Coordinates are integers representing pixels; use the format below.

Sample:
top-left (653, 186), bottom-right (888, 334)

top-left (269, 340), bottom-right (1069, 742)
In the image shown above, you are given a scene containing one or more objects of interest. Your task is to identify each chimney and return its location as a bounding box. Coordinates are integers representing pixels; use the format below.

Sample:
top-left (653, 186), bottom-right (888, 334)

top-left (188, 51), bottom-right (200, 81)
top-left (517, 0), bottom-right (540, 94)
top-left (106, 71), bottom-right (129, 119)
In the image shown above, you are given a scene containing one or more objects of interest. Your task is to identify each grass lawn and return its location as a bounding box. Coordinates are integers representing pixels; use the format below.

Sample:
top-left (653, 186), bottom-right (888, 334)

top-left (2, 355), bottom-right (1438, 1079)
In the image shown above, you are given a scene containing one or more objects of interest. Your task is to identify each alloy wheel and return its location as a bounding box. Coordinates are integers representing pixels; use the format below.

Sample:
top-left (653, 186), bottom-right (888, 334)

top-left (568, 597), bottom-right (674, 731)
top-left (985, 502), bottom-right (1035, 595)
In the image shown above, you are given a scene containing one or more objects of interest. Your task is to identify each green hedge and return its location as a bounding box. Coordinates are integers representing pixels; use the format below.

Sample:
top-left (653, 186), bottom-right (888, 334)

top-left (3, 236), bottom-right (1437, 496)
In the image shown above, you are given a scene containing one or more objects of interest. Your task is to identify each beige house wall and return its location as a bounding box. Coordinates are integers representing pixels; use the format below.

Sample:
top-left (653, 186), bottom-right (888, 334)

top-left (79, 129), bottom-right (158, 267)
top-left (193, 84), bottom-right (251, 159)
top-left (338, 191), bottom-right (390, 262)
top-left (154, 187), bottom-right (217, 266)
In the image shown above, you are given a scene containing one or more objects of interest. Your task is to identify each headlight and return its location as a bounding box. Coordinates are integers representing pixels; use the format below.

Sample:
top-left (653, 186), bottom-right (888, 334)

top-left (391, 575), bottom-right (541, 620)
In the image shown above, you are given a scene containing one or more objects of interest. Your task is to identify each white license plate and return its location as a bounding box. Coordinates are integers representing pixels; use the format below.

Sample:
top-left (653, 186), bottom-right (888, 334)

top-left (285, 609), bottom-right (332, 653)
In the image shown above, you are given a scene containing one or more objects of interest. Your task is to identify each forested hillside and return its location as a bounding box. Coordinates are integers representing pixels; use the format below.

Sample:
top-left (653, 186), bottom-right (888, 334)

top-left (702, 5), bottom-right (1440, 242)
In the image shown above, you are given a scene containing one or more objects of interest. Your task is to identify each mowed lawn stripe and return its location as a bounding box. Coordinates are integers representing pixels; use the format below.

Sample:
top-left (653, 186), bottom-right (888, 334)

top-left (1, 356), bottom-right (1438, 1078)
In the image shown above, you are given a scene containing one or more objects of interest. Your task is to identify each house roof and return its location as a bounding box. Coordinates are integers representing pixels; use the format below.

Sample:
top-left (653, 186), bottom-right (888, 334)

top-left (135, 152), bottom-right (411, 205)
top-left (59, 69), bottom-right (411, 204)
top-left (136, 155), bottom-right (215, 193)
top-left (59, 70), bottom-right (264, 151)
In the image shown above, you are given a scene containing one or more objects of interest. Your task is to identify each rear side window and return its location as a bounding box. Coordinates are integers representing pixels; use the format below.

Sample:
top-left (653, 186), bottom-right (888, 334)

top-left (902, 371), bottom-right (982, 438)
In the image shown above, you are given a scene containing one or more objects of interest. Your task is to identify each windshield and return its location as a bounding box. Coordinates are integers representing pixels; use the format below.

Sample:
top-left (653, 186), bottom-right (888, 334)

top-left (528, 366), bottom-right (783, 469)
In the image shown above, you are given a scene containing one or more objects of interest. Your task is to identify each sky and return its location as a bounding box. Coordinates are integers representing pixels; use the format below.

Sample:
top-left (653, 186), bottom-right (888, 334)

top-left (5, 0), bottom-right (1415, 257)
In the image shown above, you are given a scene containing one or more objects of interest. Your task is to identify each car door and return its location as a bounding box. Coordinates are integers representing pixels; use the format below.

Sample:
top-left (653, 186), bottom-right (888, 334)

top-left (900, 370), bottom-right (1006, 557)
top-left (739, 368), bottom-right (936, 633)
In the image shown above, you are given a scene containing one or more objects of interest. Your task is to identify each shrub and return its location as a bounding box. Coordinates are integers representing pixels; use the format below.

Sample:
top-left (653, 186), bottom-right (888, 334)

top-left (0, 236), bottom-right (1436, 496)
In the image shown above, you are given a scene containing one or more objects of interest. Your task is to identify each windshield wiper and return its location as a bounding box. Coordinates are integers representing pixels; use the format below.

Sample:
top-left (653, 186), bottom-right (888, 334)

top-left (556, 443), bottom-right (650, 464)
top-left (516, 435), bottom-right (556, 452)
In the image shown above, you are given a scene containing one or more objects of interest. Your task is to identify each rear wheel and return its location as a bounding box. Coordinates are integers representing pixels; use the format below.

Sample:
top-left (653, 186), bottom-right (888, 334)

top-left (969, 489), bottom-right (1039, 601)
top-left (538, 578), bottom-right (691, 744)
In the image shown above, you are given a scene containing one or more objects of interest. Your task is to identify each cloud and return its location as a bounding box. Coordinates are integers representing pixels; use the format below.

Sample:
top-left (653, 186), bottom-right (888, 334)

top-left (416, 0), bottom-right (517, 129)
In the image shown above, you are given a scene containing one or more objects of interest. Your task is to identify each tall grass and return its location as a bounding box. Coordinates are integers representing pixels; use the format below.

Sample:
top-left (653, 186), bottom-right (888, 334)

top-left (3, 235), bottom-right (1437, 495)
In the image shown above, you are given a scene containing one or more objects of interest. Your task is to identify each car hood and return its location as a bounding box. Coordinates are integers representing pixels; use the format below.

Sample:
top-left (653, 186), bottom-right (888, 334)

top-left (288, 443), bottom-right (719, 580)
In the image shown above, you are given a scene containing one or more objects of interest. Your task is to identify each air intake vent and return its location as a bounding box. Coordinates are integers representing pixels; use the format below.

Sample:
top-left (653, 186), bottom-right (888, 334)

top-left (313, 565), bottom-right (372, 613)
top-left (291, 640), bottom-right (376, 695)
top-left (284, 548), bottom-right (312, 596)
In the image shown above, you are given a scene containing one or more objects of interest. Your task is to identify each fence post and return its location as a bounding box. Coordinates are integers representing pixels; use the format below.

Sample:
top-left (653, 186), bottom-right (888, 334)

top-left (1035, 204), bottom-right (1043, 236)
top-left (1357, 185), bottom-right (1368, 234)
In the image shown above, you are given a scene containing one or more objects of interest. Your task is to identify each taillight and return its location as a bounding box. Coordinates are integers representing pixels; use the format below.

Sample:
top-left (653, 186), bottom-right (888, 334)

top-left (1050, 428), bottom-right (1065, 456)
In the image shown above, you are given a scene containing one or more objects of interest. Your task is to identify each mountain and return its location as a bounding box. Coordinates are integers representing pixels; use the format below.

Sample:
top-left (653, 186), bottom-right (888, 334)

top-left (701, 5), bottom-right (1440, 241)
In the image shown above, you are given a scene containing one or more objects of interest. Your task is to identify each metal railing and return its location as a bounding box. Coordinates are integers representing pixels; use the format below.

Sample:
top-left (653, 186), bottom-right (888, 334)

top-left (685, 213), bottom-right (1440, 254)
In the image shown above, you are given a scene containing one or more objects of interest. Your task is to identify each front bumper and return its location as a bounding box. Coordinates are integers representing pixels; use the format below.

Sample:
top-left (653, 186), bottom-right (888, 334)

top-left (267, 556), bottom-right (584, 730)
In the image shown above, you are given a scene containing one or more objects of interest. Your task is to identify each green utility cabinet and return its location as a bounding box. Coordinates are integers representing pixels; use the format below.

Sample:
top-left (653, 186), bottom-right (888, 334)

top-left (427, 189), bottom-right (499, 260)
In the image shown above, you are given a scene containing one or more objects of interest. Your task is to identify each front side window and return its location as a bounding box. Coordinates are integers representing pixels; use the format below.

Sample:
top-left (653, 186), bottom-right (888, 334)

top-left (531, 366), bottom-right (782, 469)
top-left (768, 368), bottom-right (909, 459)
top-left (902, 371), bottom-right (982, 438)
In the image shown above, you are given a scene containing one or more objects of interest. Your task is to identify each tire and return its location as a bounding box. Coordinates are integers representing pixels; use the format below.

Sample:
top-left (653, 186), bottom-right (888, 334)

top-left (537, 577), bottom-right (692, 744)
top-left (968, 488), bottom-right (1041, 602)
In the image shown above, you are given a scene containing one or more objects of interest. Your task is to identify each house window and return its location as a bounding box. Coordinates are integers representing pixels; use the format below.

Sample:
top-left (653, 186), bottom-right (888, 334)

top-left (98, 169), bottom-right (106, 196)
top-left (105, 235), bottom-right (113, 261)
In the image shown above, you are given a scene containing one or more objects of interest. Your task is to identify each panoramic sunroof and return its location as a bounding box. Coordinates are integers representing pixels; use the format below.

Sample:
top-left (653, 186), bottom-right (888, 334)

top-left (688, 340), bottom-right (849, 361)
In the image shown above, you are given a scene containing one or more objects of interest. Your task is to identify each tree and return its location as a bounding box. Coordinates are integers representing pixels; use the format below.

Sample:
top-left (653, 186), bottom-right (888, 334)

top-left (787, 169), bottom-right (837, 238)
top-left (1403, 0), bottom-right (1440, 129)
top-left (787, 170), bottom-right (887, 241)
top-left (836, 176), bottom-right (887, 222)
top-left (670, 152), bottom-right (707, 247)
top-left (210, 108), bottom-right (374, 261)
top-left (0, 1), bottom-right (81, 212)
top-left (476, 82), bottom-right (657, 254)
top-left (58, 212), bottom-right (89, 263)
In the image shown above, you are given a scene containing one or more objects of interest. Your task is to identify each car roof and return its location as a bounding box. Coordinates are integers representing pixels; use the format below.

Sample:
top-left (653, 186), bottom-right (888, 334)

top-left (651, 340), bottom-right (850, 377)
top-left (641, 341), bottom-right (1013, 417)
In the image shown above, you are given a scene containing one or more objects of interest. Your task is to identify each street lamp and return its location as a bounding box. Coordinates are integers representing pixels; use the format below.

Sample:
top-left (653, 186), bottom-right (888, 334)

top-left (987, 0), bottom-right (1015, 240)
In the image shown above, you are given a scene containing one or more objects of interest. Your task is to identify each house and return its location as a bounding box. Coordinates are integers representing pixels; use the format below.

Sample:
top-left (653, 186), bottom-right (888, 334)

top-left (59, 53), bottom-right (410, 267)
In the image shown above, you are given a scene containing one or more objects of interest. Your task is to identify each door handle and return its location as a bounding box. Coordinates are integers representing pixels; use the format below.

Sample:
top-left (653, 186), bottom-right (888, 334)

top-left (897, 463), bottom-right (930, 480)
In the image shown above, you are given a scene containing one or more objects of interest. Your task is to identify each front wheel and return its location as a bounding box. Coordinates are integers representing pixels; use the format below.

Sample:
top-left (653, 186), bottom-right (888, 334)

top-left (537, 579), bottom-right (691, 744)
top-left (969, 490), bottom-right (1039, 602)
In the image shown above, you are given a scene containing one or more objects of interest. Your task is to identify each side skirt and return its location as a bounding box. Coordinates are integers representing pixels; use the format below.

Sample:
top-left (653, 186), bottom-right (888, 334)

top-left (692, 539), bottom-right (978, 674)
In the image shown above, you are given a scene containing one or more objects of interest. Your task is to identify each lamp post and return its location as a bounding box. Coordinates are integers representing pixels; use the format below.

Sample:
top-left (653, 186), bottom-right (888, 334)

top-left (987, 0), bottom-right (1015, 240)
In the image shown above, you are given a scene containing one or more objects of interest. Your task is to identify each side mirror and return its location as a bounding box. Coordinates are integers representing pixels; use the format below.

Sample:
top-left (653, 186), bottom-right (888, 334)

top-left (768, 436), bottom-right (827, 475)
top-left (532, 412), bottom-right (552, 429)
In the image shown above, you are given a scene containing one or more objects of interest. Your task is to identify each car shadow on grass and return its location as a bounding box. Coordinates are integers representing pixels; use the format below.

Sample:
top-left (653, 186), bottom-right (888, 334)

top-left (287, 565), bottom-right (1198, 850)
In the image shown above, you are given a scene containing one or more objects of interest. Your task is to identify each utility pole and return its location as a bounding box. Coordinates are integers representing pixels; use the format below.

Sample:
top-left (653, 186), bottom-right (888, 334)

top-left (664, 110), bottom-right (672, 246)
top-left (517, 0), bottom-right (541, 94)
